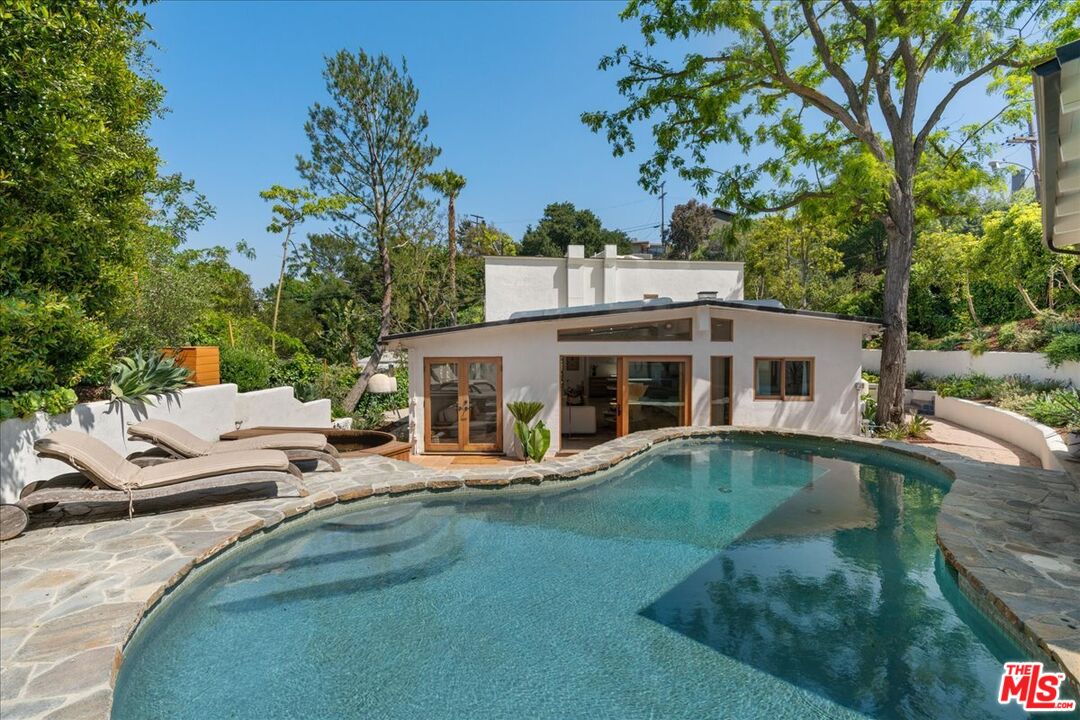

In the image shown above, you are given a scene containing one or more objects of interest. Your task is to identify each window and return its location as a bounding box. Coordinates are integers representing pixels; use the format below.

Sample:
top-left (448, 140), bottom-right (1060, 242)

top-left (754, 358), bottom-right (814, 400)
top-left (711, 318), bottom-right (733, 341)
top-left (558, 318), bottom-right (692, 342)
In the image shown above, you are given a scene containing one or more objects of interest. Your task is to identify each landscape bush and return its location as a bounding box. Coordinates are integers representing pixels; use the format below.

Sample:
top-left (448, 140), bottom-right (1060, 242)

top-left (0, 387), bottom-right (80, 421)
top-left (220, 346), bottom-right (272, 392)
top-left (1043, 332), bottom-right (1080, 367)
top-left (0, 292), bottom-right (114, 394)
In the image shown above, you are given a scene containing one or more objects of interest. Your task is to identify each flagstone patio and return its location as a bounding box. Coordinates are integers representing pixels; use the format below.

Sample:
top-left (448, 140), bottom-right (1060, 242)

top-left (1, 427), bottom-right (1077, 719)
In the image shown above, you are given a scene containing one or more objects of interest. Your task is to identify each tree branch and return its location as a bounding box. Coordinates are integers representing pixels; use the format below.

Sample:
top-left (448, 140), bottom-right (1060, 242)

top-left (799, 0), bottom-right (870, 123)
top-left (914, 45), bottom-right (1019, 159)
top-left (919, 0), bottom-right (974, 75)
top-left (750, 14), bottom-right (878, 155)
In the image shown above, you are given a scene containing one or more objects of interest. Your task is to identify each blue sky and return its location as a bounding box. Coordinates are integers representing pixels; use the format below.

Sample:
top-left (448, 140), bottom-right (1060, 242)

top-left (144, 1), bottom-right (1032, 289)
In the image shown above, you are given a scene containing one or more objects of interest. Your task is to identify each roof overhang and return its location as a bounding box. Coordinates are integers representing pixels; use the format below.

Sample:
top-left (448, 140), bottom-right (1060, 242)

top-left (1033, 39), bottom-right (1080, 253)
top-left (385, 298), bottom-right (882, 343)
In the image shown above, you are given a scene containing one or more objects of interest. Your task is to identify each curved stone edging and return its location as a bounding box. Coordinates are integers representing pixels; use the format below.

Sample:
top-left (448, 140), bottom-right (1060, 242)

top-left (1, 427), bottom-right (1076, 719)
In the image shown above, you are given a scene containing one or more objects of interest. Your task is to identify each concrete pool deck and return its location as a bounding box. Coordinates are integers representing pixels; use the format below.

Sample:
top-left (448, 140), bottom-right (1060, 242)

top-left (1, 427), bottom-right (1077, 719)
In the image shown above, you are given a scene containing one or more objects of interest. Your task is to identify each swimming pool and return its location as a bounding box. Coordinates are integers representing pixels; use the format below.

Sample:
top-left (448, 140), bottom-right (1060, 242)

top-left (113, 437), bottom-right (1035, 719)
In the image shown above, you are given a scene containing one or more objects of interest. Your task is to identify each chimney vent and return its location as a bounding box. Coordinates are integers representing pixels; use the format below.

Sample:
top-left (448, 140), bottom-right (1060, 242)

top-left (697, 290), bottom-right (718, 300)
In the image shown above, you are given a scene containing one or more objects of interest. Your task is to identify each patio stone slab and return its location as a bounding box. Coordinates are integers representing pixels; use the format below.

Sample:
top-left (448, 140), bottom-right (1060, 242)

top-left (1, 427), bottom-right (1076, 718)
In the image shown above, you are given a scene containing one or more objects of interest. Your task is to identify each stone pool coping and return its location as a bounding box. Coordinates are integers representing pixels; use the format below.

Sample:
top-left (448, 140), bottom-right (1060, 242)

top-left (1, 426), bottom-right (1077, 718)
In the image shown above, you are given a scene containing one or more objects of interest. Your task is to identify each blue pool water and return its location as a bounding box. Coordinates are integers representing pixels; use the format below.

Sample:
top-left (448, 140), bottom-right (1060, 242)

top-left (113, 438), bottom-right (1039, 719)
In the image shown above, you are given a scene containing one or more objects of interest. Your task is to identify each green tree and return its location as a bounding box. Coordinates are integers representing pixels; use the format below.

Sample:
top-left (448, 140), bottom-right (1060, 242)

top-left (521, 202), bottom-right (632, 257)
top-left (975, 199), bottom-right (1077, 315)
top-left (743, 214), bottom-right (844, 310)
top-left (584, 0), bottom-right (1076, 424)
top-left (259, 185), bottom-right (334, 354)
top-left (458, 219), bottom-right (518, 257)
top-left (298, 50), bottom-right (440, 411)
top-left (0, 1), bottom-right (163, 392)
top-left (668, 200), bottom-right (721, 259)
top-left (427, 169), bottom-right (467, 323)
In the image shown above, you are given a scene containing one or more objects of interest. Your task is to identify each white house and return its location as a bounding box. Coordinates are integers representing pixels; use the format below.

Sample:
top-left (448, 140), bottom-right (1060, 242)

top-left (388, 245), bottom-right (880, 457)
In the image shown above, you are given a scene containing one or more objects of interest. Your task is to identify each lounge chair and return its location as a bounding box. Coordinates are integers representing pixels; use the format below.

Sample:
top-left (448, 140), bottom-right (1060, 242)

top-left (127, 419), bottom-right (342, 472)
top-left (0, 429), bottom-right (308, 541)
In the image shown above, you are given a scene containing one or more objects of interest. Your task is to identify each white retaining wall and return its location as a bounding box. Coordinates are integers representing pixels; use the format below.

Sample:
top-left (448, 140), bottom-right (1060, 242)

top-left (935, 396), bottom-right (1067, 472)
top-left (0, 385), bottom-right (332, 503)
top-left (862, 349), bottom-right (1079, 385)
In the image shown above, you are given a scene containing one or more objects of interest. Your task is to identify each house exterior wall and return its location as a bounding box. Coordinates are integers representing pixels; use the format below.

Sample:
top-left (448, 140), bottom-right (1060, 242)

top-left (397, 305), bottom-right (868, 456)
top-left (484, 248), bottom-right (744, 321)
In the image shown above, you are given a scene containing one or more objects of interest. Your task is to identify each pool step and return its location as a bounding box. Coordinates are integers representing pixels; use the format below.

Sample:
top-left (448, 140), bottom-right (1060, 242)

top-left (322, 501), bottom-right (423, 532)
top-left (210, 511), bottom-right (467, 611)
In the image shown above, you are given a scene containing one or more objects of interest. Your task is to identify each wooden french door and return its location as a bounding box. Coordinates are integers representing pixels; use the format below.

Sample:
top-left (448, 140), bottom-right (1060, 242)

top-left (616, 356), bottom-right (692, 436)
top-left (424, 357), bottom-right (502, 452)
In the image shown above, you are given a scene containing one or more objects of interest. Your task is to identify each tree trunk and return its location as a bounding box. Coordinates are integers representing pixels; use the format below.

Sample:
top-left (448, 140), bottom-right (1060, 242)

top-left (271, 227), bottom-right (292, 356)
top-left (448, 194), bottom-right (457, 325)
top-left (963, 277), bottom-right (980, 326)
top-left (876, 176), bottom-right (915, 427)
top-left (1060, 266), bottom-right (1080, 297)
top-left (343, 233), bottom-right (394, 412)
top-left (1017, 283), bottom-right (1041, 315)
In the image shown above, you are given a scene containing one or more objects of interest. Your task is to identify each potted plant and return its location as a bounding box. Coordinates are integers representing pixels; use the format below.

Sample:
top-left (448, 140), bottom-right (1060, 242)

top-left (506, 400), bottom-right (550, 463)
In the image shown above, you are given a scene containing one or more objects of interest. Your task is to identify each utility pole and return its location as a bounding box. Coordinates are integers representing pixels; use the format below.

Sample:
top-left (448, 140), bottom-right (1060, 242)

top-left (659, 181), bottom-right (667, 247)
top-left (1006, 114), bottom-right (1041, 203)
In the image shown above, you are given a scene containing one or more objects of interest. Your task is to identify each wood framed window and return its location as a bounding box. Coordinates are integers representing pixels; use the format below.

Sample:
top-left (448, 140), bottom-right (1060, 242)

top-left (754, 357), bottom-right (814, 401)
top-left (710, 318), bottom-right (733, 342)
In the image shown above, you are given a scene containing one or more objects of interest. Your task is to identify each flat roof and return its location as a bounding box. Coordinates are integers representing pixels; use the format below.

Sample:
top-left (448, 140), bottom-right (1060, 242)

top-left (385, 298), bottom-right (882, 342)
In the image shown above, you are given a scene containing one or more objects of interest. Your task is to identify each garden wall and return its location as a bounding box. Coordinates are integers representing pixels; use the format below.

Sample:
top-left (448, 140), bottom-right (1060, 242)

top-left (935, 396), bottom-right (1067, 472)
top-left (0, 385), bottom-right (332, 503)
top-left (861, 349), bottom-right (1079, 385)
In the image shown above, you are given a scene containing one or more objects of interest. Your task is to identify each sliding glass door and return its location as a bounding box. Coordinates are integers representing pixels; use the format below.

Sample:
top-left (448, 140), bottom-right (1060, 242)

top-left (617, 357), bottom-right (691, 435)
top-left (424, 357), bottom-right (502, 452)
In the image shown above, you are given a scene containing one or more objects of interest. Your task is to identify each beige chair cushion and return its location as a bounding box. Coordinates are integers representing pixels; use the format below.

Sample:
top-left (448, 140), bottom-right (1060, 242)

top-left (211, 433), bottom-right (329, 453)
top-left (128, 419), bottom-right (214, 457)
top-left (132, 450), bottom-right (292, 488)
top-left (34, 430), bottom-right (140, 491)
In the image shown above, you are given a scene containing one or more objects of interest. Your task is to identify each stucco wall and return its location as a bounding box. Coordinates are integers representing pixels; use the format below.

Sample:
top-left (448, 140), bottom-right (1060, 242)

top-left (398, 305), bottom-right (869, 455)
top-left (862, 349), bottom-right (1079, 385)
top-left (935, 396), bottom-right (1067, 472)
top-left (484, 254), bottom-right (744, 321)
top-left (0, 385), bottom-right (331, 502)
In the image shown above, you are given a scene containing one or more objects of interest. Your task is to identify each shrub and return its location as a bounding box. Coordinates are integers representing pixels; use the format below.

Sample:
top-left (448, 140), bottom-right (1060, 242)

top-left (220, 347), bottom-right (272, 392)
top-left (1043, 332), bottom-right (1080, 368)
top-left (1012, 389), bottom-right (1080, 430)
top-left (0, 387), bottom-right (79, 420)
top-left (905, 370), bottom-right (933, 390)
top-left (0, 292), bottom-right (114, 394)
top-left (270, 352), bottom-right (322, 389)
top-left (997, 321), bottom-right (1041, 353)
top-left (933, 373), bottom-right (1001, 400)
top-left (906, 413), bottom-right (932, 439)
top-left (109, 351), bottom-right (191, 408)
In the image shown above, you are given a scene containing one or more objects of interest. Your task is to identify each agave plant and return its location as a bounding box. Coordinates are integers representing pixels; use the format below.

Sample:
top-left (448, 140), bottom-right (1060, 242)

top-left (507, 401), bottom-right (549, 463)
top-left (110, 351), bottom-right (191, 408)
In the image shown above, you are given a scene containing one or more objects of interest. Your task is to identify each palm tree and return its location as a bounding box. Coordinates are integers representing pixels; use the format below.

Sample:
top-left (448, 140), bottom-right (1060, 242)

top-left (428, 169), bottom-right (467, 324)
